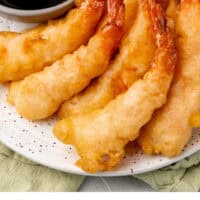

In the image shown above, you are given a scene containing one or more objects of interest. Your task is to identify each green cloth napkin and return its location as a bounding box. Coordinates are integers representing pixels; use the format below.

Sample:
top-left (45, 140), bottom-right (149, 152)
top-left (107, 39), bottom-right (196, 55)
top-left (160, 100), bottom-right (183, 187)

top-left (1, 142), bottom-right (200, 192)
top-left (0, 143), bottom-right (84, 192)
top-left (135, 150), bottom-right (200, 192)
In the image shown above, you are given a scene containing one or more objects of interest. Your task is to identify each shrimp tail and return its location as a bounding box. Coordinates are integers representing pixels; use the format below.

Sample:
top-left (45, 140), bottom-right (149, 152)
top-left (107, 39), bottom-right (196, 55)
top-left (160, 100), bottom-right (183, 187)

top-left (101, 0), bottom-right (125, 53)
top-left (81, 0), bottom-right (105, 8)
top-left (107, 0), bottom-right (125, 28)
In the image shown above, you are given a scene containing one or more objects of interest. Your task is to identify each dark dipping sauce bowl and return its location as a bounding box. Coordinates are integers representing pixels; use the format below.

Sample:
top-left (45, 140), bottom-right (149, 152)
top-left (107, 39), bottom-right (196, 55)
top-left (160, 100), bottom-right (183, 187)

top-left (0, 0), bottom-right (74, 23)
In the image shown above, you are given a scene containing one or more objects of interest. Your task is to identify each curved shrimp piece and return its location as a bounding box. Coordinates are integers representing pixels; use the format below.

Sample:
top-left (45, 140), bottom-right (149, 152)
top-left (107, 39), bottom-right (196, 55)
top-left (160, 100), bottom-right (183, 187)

top-left (0, 0), bottom-right (104, 82)
top-left (54, 0), bottom-right (177, 173)
top-left (7, 0), bottom-right (125, 120)
top-left (138, 0), bottom-right (200, 157)
top-left (58, 0), bottom-right (157, 118)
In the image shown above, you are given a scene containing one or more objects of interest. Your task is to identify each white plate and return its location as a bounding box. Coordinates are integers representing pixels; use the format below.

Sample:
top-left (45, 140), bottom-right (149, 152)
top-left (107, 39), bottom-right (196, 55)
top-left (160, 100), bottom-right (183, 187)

top-left (0, 17), bottom-right (200, 177)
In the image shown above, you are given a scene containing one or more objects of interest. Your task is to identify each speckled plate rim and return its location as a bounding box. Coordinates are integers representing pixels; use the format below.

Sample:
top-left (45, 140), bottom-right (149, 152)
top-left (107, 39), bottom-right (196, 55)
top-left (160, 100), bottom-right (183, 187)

top-left (0, 132), bottom-right (199, 177)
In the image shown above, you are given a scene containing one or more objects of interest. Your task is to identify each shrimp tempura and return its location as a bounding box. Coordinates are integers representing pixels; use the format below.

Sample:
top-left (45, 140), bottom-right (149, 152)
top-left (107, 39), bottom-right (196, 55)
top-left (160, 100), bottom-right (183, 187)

top-left (138, 0), bottom-right (200, 157)
top-left (0, 0), bottom-right (104, 82)
top-left (7, 0), bottom-right (125, 120)
top-left (59, 0), bottom-right (159, 118)
top-left (54, 0), bottom-right (177, 173)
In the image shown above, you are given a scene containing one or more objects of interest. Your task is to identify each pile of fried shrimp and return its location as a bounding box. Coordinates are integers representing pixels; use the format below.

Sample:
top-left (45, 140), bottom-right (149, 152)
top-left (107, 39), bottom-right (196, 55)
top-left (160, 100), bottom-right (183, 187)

top-left (1, 0), bottom-right (200, 173)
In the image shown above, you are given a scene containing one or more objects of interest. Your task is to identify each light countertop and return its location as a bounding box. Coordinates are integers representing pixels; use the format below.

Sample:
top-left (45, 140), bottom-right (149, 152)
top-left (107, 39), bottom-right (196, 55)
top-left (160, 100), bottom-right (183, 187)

top-left (79, 177), bottom-right (154, 192)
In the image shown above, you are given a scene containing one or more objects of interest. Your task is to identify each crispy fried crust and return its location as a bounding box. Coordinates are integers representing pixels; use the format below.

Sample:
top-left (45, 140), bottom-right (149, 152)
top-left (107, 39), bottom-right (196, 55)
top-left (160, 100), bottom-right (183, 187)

top-left (58, 0), bottom-right (161, 118)
top-left (54, 0), bottom-right (177, 173)
top-left (0, 0), bottom-right (104, 82)
top-left (123, 0), bottom-right (138, 33)
top-left (0, 32), bottom-right (19, 38)
top-left (138, 0), bottom-right (200, 157)
top-left (7, 0), bottom-right (125, 120)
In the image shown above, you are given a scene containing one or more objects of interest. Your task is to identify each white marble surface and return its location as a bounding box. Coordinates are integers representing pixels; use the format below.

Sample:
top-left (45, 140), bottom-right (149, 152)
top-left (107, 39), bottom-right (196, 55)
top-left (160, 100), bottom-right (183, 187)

top-left (79, 177), bottom-right (154, 192)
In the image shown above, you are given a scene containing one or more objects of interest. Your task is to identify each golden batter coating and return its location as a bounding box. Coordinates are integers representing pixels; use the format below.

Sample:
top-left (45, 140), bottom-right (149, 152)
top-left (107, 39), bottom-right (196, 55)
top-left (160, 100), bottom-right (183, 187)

top-left (7, 0), bottom-right (125, 120)
top-left (123, 0), bottom-right (139, 33)
top-left (54, 0), bottom-right (177, 173)
top-left (59, 0), bottom-right (157, 118)
top-left (0, 0), bottom-right (104, 82)
top-left (138, 0), bottom-right (200, 157)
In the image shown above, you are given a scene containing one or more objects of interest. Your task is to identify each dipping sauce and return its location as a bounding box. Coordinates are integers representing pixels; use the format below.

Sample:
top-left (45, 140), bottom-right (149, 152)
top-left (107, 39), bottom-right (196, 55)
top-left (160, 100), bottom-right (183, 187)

top-left (0, 0), bottom-right (66, 10)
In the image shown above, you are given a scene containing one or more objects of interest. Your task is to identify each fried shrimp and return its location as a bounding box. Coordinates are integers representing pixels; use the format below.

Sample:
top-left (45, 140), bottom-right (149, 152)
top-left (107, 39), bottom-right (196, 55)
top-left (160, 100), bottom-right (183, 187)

top-left (138, 0), bottom-right (200, 157)
top-left (54, 0), bottom-right (177, 173)
top-left (7, 0), bottom-right (125, 120)
top-left (59, 0), bottom-right (158, 118)
top-left (0, 0), bottom-right (104, 82)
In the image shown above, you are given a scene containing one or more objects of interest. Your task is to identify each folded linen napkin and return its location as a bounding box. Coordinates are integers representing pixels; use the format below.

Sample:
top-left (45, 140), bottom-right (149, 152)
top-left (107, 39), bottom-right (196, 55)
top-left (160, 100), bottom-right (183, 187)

top-left (1, 142), bottom-right (200, 192)
top-left (0, 143), bottom-right (84, 192)
top-left (135, 150), bottom-right (200, 192)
